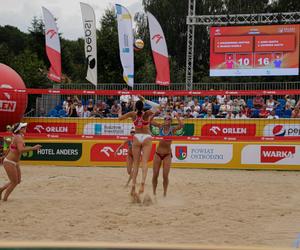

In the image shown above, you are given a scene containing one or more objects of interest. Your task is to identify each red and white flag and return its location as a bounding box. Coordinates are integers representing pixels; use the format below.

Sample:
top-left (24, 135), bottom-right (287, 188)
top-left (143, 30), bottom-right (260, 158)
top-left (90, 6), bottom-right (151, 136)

top-left (42, 7), bottom-right (61, 82)
top-left (147, 12), bottom-right (170, 86)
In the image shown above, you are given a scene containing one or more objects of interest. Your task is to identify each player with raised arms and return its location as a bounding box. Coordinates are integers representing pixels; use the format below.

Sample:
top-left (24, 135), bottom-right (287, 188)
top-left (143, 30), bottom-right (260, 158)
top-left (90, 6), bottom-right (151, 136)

top-left (150, 112), bottom-right (183, 197)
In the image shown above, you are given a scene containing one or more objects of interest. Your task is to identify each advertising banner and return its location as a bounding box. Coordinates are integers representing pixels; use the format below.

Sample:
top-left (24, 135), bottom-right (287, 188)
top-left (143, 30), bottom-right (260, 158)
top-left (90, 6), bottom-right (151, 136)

top-left (90, 143), bottom-right (156, 162)
top-left (210, 25), bottom-right (299, 76)
top-left (42, 7), bottom-right (61, 82)
top-left (27, 122), bottom-right (77, 134)
top-left (201, 124), bottom-right (256, 136)
top-left (115, 4), bottom-right (134, 88)
top-left (83, 123), bottom-right (132, 135)
top-left (80, 3), bottom-right (97, 86)
top-left (150, 124), bottom-right (195, 136)
top-left (241, 145), bottom-right (300, 165)
top-left (21, 143), bottom-right (82, 161)
top-left (171, 144), bottom-right (233, 164)
top-left (263, 124), bottom-right (300, 137)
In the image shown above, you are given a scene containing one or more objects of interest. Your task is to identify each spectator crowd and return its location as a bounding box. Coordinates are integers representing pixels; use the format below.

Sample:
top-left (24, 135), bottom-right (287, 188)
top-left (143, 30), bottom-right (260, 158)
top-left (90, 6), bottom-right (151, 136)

top-left (48, 91), bottom-right (300, 119)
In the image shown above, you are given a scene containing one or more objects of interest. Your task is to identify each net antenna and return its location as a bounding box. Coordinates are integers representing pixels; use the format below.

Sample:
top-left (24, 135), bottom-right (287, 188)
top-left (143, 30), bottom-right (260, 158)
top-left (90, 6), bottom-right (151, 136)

top-left (185, 0), bottom-right (300, 90)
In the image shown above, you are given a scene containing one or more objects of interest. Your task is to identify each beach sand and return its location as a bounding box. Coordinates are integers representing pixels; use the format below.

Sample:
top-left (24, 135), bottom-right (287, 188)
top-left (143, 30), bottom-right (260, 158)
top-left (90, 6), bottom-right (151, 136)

top-left (0, 166), bottom-right (300, 248)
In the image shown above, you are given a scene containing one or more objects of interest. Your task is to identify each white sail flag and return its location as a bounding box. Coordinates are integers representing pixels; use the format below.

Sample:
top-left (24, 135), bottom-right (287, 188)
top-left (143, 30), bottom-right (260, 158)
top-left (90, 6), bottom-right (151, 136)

top-left (115, 4), bottom-right (134, 88)
top-left (42, 7), bottom-right (61, 82)
top-left (80, 2), bottom-right (97, 86)
top-left (147, 12), bottom-right (170, 86)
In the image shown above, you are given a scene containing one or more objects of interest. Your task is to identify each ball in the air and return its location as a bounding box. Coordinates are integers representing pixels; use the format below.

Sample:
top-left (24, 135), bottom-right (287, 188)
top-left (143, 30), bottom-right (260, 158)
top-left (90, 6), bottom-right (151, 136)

top-left (134, 39), bottom-right (144, 50)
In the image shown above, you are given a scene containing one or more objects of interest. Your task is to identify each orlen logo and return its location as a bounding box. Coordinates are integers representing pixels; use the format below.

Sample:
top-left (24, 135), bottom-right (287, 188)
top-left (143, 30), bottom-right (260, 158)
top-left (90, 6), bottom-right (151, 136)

top-left (152, 34), bottom-right (163, 44)
top-left (261, 146), bottom-right (295, 163)
top-left (46, 29), bottom-right (57, 39)
top-left (0, 84), bottom-right (16, 112)
top-left (272, 125), bottom-right (286, 136)
top-left (27, 123), bottom-right (77, 134)
top-left (202, 124), bottom-right (256, 136)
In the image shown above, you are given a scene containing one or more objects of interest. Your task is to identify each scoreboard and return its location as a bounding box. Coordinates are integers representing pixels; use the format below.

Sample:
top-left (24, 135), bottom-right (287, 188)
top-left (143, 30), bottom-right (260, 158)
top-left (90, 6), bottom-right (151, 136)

top-left (209, 25), bottom-right (299, 76)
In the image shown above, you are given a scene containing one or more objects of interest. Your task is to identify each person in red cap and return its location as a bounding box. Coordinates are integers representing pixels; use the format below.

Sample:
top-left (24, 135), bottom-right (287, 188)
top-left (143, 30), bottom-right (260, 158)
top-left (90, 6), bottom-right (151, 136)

top-left (0, 123), bottom-right (41, 201)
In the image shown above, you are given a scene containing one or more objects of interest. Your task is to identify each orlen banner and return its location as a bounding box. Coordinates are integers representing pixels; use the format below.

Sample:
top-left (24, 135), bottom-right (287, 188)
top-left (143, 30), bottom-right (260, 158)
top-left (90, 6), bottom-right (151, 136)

top-left (90, 143), bottom-right (156, 162)
top-left (210, 25), bottom-right (299, 76)
top-left (241, 145), bottom-right (300, 165)
top-left (171, 144), bottom-right (233, 164)
top-left (26, 122), bottom-right (77, 134)
top-left (264, 124), bottom-right (300, 137)
top-left (201, 124), bottom-right (256, 136)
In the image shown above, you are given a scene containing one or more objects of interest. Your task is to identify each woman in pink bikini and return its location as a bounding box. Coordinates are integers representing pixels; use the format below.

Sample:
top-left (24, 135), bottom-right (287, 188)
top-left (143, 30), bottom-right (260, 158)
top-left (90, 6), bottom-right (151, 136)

top-left (150, 112), bottom-right (183, 196)
top-left (0, 123), bottom-right (41, 201)
top-left (118, 97), bottom-right (159, 198)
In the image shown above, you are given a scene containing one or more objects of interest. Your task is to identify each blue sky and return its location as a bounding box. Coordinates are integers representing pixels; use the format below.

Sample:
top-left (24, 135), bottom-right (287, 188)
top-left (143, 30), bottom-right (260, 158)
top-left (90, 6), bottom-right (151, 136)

top-left (0, 0), bottom-right (143, 40)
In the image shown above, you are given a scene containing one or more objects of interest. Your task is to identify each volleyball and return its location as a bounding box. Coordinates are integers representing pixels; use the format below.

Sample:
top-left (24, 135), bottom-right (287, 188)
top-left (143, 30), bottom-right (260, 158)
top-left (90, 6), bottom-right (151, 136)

top-left (134, 39), bottom-right (144, 50)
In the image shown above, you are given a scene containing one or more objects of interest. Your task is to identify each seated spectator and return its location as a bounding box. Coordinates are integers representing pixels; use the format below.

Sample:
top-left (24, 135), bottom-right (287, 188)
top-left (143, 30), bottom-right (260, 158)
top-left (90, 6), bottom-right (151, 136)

top-left (224, 95), bottom-right (233, 106)
top-left (291, 106), bottom-right (300, 118)
top-left (237, 96), bottom-right (246, 107)
top-left (218, 100), bottom-right (232, 116)
top-left (110, 100), bottom-right (121, 117)
top-left (187, 96), bottom-right (194, 107)
top-left (234, 111), bottom-right (248, 119)
top-left (266, 95), bottom-right (279, 111)
top-left (253, 95), bottom-right (264, 109)
top-left (63, 96), bottom-right (72, 111)
top-left (225, 110), bottom-right (235, 119)
top-left (217, 93), bottom-right (226, 105)
top-left (159, 96), bottom-right (168, 105)
top-left (242, 105), bottom-right (252, 118)
top-left (232, 99), bottom-right (241, 115)
top-left (86, 99), bottom-right (94, 112)
top-left (201, 97), bottom-right (212, 114)
top-left (267, 109), bottom-right (279, 119)
top-left (82, 106), bottom-right (91, 118)
top-left (204, 109), bottom-right (215, 119)
top-left (90, 106), bottom-right (102, 118)
top-left (259, 105), bottom-right (270, 118)
top-left (76, 101), bottom-right (84, 117)
top-left (285, 95), bottom-right (296, 110)
top-left (120, 88), bottom-right (131, 104)
top-left (68, 101), bottom-right (78, 117)
top-left (184, 108), bottom-right (194, 118)
top-left (106, 95), bottom-right (115, 109)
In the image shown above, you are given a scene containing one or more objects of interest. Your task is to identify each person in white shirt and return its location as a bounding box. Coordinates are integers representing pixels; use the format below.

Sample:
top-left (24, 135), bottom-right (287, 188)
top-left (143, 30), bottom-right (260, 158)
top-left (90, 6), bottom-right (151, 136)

top-left (158, 96), bottom-right (168, 105)
top-left (204, 109), bottom-right (215, 119)
top-left (82, 105), bottom-right (91, 118)
top-left (267, 109), bottom-right (279, 119)
top-left (234, 111), bottom-right (248, 119)
top-left (225, 110), bottom-right (235, 119)
top-left (76, 101), bottom-right (84, 117)
top-left (120, 88), bottom-right (131, 104)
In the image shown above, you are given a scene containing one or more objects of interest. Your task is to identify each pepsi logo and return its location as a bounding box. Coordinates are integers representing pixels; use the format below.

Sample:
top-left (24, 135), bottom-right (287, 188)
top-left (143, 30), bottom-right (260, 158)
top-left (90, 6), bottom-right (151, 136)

top-left (272, 125), bottom-right (286, 136)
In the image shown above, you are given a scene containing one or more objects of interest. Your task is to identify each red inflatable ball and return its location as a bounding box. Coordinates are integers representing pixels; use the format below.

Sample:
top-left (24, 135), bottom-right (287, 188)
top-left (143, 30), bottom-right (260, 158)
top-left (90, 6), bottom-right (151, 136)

top-left (0, 63), bottom-right (28, 132)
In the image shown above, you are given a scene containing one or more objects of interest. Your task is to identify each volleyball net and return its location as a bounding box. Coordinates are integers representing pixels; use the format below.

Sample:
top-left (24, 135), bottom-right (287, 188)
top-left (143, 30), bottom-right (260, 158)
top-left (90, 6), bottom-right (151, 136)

top-left (1, 88), bottom-right (300, 141)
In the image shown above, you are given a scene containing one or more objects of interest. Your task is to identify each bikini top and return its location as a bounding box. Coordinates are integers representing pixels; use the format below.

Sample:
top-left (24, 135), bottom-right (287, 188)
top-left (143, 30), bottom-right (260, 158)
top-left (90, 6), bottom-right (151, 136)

top-left (9, 134), bottom-right (24, 152)
top-left (159, 126), bottom-right (174, 136)
top-left (133, 112), bottom-right (149, 128)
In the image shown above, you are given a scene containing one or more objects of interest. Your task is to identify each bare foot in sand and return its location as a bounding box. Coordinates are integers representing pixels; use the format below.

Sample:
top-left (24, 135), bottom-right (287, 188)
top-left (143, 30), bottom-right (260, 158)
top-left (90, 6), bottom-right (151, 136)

top-left (139, 183), bottom-right (145, 194)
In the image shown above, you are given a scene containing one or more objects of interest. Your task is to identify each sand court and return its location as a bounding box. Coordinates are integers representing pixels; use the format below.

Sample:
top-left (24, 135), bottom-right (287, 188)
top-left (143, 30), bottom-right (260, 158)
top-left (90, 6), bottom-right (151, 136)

top-left (0, 166), bottom-right (300, 248)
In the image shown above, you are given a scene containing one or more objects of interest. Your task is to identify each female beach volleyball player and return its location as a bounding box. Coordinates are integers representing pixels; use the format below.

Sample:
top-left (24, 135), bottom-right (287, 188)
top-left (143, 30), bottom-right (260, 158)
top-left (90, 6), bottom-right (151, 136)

top-left (150, 112), bottom-right (183, 196)
top-left (118, 96), bottom-right (159, 197)
top-left (0, 123), bottom-right (41, 201)
top-left (115, 127), bottom-right (135, 186)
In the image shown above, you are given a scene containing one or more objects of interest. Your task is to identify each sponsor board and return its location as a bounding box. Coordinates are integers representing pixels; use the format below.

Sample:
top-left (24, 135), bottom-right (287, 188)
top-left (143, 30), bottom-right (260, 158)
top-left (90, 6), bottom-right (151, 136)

top-left (83, 123), bottom-right (132, 135)
top-left (241, 145), bottom-right (300, 165)
top-left (171, 144), bottom-right (233, 164)
top-left (21, 143), bottom-right (82, 161)
top-left (0, 100), bottom-right (16, 112)
top-left (90, 143), bottom-right (156, 162)
top-left (264, 124), bottom-right (300, 137)
top-left (150, 124), bottom-right (195, 136)
top-left (27, 122), bottom-right (77, 134)
top-left (201, 124), bottom-right (256, 136)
